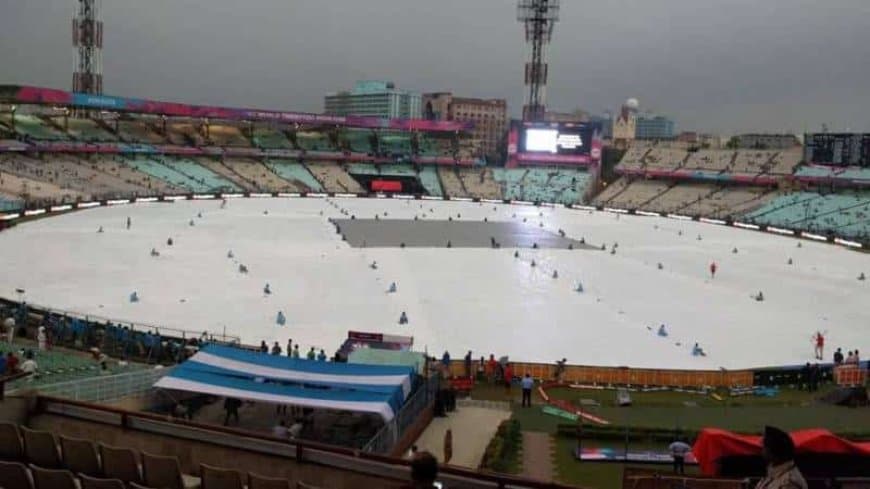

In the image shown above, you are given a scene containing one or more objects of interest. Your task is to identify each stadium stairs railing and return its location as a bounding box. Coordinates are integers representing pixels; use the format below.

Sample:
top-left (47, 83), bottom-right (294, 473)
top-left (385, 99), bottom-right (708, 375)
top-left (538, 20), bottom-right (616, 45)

top-left (362, 372), bottom-right (440, 455)
top-left (28, 394), bottom-right (584, 489)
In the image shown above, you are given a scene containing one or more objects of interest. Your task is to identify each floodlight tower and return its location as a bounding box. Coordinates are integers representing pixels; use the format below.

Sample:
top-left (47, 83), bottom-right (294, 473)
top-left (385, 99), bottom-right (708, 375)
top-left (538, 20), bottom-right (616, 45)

top-left (517, 0), bottom-right (559, 122)
top-left (72, 0), bottom-right (103, 95)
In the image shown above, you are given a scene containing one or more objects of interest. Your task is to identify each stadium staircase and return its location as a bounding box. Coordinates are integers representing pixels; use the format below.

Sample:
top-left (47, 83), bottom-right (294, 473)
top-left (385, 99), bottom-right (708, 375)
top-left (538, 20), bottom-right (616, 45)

top-left (264, 159), bottom-right (324, 192)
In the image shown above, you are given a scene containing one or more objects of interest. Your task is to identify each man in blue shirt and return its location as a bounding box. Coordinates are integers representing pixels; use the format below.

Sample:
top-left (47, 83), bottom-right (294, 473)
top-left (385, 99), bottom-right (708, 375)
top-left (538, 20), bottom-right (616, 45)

top-left (521, 373), bottom-right (534, 407)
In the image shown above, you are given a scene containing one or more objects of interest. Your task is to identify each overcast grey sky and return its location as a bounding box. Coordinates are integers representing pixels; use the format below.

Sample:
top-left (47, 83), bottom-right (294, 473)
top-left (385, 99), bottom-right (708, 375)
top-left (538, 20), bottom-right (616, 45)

top-left (1, 0), bottom-right (869, 134)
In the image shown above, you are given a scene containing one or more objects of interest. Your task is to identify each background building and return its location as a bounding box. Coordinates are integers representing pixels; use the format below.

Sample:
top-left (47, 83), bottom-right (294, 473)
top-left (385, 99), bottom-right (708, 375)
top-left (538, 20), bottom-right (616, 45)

top-left (544, 109), bottom-right (588, 123)
top-left (611, 98), bottom-right (638, 149)
top-left (325, 81), bottom-right (421, 119)
top-left (636, 114), bottom-right (676, 140)
top-left (423, 92), bottom-right (507, 161)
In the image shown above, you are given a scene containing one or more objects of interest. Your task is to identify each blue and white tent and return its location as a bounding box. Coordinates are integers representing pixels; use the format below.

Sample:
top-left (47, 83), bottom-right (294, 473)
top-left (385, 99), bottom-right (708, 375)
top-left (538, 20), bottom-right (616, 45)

top-left (154, 344), bottom-right (414, 421)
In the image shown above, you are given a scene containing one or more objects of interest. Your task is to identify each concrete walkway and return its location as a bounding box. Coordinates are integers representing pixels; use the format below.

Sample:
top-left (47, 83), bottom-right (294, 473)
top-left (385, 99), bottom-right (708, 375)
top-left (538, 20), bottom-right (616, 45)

top-left (521, 431), bottom-right (555, 481)
top-left (413, 406), bottom-right (512, 468)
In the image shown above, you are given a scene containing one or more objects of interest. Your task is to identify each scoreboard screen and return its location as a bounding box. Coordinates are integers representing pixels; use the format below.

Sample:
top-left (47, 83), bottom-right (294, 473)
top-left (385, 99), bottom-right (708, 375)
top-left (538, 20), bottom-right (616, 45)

top-left (804, 133), bottom-right (870, 167)
top-left (520, 123), bottom-right (593, 156)
top-left (507, 120), bottom-right (602, 166)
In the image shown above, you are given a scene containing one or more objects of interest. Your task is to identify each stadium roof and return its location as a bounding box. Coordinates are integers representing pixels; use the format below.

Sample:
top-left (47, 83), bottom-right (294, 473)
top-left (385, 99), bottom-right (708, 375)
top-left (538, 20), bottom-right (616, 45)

top-left (0, 85), bottom-right (472, 133)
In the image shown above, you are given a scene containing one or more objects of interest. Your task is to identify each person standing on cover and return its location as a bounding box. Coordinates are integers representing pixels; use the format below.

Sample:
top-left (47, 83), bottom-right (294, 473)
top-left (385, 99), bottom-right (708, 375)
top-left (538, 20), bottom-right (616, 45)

top-left (464, 350), bottom-right (472, 378)
top-left (668, 438), bottom-right (692, 474)
top-left (755, 426), bottom-right (807, 489)
top-left (812, 332), bottom-right (824, 361)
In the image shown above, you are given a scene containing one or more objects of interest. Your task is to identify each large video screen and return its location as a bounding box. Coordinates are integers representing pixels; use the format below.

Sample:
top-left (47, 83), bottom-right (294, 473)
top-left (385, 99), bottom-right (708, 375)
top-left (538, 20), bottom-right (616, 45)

top-left (520, 123), bottom-right (593, 156)
top-left (507, 120), bottom-right (602, 166)
top-left (804, 133), bottom-right (870, 167)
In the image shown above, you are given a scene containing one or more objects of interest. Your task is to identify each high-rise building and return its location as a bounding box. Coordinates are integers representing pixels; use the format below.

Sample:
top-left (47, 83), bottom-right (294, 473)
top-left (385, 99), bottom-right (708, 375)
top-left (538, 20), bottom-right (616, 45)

top-left (324, 81), bottom-right (422, 119)
top-left (635, 115), bottom-right (676, 140)
top-left (423, 92), bottom-right (507, 160)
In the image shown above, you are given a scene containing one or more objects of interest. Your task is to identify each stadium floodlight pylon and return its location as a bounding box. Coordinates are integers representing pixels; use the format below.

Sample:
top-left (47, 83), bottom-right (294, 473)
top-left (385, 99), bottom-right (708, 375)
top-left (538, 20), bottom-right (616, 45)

top-left (517, 0), bottom-right (559, 122)
top-left (72, 0), bottom-right (103, 96)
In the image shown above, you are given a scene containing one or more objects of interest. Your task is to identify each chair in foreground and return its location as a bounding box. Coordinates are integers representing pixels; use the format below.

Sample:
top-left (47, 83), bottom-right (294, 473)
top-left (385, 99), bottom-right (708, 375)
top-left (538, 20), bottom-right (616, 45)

top-left (248, 471), bottom-right (291, 489)
top-left (200, 463), bottom-right (244, 489)
top-left (142, 451), bottom-right (200, 489)
top-left (0, 460), bottom-right (33, 489)
top-left (60, 435), bottom-right (101, 477)
top-left (20, 427), bottom-right (61, 469)
top-left (79, 473), bottom-right (127, 489)
top-left (0, 423), bottom-right (24, 462)
top-left (29, 464), bottom-right (77, 489)
top-left (99, 443), bottom-right (142, 485)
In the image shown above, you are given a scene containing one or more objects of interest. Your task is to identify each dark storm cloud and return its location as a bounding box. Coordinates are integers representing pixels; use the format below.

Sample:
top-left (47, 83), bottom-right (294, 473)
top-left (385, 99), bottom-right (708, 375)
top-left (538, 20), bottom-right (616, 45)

top-left (1, 0), bottom-right (869, 133)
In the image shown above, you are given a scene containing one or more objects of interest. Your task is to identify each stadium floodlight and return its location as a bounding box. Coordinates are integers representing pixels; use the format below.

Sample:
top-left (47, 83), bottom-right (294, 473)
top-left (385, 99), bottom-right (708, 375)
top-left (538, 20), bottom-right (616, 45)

top-left (517, 0), bottom-right (560, 122)
top-left (72, 0), bottom-right (103, 96)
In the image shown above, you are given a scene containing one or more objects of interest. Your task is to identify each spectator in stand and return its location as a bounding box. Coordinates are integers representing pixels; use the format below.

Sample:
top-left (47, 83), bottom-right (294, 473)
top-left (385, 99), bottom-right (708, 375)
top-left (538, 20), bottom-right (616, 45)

top-left (833, 348), bottom-right (844, 365)
top-left (259, 341), bottom-right (268, 353)
top-left (6, 351), bottom-right (19, 373)
top-left (503, 363), bottom-right (513, 392)
top-left (464, 350), bottom-right (472, 378)
top-left (317, 349), bottom-right (327, 362)
top-left (286, 339), bottom-right (293, 357)
top-left (292, 344), bottom-right (300, 359)
top-left (800, 363), bottom-right (811, 390)
top-left (271, 341), bottom-right (282, 356)
top-left (809, 363), bottom-right (820, 392)
top-left (223, 397), bottom-right (242, 426)
top-left (854, 350), bottom-right (861, 365)
top-left (3, 316), bottom-right (15, 345)
top-left (521, 373), bottom-right (534, 408)
top-left (288, 418), bottom-right (304, 439)
top-left (668, 437), bottom-right (692, 474)
top-left (441, 351), bottom-right (450, 373)
top-left (755, 426), bottom-right (807, 489)
top-left (272, 419), bottom-right (288, 439)
top-left (403, 451), bottom-right (439, 489)
top-left (477, 355), bottom-right (485, 380)
top-left (3, 316), bottom-right (14, 344)
top-left (20, 350), bottom-right (37, 379)
top-left (37, 326), bottom-right (47, 351)
top-left (846, 351), bottom-right (856, 364)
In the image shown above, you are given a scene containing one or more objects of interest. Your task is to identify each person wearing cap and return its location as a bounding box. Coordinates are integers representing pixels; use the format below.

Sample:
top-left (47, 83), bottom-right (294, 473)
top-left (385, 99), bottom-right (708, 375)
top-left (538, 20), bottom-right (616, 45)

top-left (755, 426), bottom-right (807, 489)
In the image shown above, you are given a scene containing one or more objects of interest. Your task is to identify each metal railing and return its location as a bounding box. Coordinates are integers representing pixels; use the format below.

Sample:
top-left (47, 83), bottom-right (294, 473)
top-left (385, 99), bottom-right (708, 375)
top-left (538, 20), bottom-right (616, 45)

top-left (0, 297), bottom-right (242, 345)
top-left (9, 366), bottom-right (171, 403)
top-left (363, 373), bottom-right (440, 454)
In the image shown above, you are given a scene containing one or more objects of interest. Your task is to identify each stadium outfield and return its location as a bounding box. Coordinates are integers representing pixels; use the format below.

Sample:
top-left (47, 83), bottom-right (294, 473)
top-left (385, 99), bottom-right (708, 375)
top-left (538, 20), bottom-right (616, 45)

top-left (0, 85), bottom-right (868, 373)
